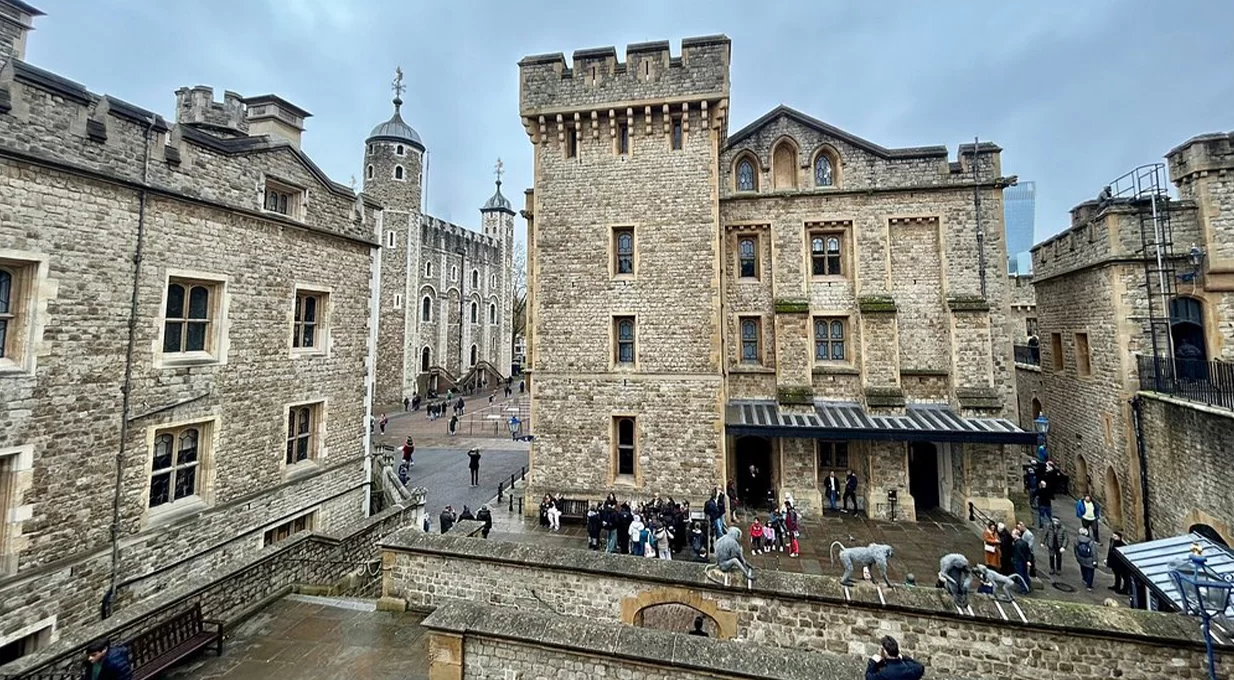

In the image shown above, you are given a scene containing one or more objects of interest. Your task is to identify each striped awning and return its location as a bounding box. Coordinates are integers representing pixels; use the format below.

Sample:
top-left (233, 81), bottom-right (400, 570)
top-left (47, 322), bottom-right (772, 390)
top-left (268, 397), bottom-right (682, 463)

top-left (725, 400), bottom-right (1036, 445)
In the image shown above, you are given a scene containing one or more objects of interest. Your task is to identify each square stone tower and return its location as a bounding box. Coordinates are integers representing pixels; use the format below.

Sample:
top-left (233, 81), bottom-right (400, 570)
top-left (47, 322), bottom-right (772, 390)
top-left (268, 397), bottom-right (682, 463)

top-left (519, 37), bottom-right (732, 505)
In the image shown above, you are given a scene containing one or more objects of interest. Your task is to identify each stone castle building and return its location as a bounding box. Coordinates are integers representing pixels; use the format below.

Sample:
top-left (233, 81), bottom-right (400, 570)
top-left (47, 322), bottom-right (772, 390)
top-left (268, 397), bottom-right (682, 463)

top-left (0, 2), bottom-right (484, 663)
top-left (363, 79), bottom-right (515, 407)
top-left (1016, 132), bottom-right (1234, 546)
top-left (519, 36), bottom-right (1036, 520)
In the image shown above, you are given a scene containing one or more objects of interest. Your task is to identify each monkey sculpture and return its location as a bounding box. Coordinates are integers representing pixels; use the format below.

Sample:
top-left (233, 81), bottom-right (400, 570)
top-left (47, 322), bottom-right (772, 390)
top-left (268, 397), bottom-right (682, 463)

top-left (829, 541), bottom-right (894, 587)
top-left (708, 527), bottom-right (755, 583)
top-left (938, 553), bottom-right (974, 608)
top-left (973, 564), bottom-right (1029, 602)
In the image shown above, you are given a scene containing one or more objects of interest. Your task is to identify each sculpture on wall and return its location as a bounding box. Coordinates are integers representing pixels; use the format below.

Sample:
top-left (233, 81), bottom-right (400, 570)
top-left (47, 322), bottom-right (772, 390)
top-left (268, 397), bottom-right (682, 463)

top-left (829, 541), bottom-right (895, 587)
top-left (706, 527), bottom-right (755, 586)
top-left (938, 553), bottom-right (974, 608)
top-left (973, 564), bottom-right (1029, 602)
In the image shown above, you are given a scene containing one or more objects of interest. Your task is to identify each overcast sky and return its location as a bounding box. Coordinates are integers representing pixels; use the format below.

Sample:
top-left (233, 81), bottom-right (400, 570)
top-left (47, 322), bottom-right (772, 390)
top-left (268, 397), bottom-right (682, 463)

top-left (25, 1), bottom-right (1234, 246)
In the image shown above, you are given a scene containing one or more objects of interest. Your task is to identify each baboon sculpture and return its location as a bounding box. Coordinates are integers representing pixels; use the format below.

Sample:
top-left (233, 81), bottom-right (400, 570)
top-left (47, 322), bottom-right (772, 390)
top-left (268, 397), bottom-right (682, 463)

top-left (974, 564), bottom-right (1029, 602)
top-left (706, 527), bottom-right (755, 584)
top-left (938, 553), bottom-right (974, 608)
top-left (830, 541), bottom-right (894, 587)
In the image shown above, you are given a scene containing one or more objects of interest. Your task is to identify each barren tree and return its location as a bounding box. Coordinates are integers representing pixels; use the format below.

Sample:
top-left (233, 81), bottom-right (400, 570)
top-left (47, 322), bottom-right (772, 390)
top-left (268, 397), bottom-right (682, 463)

top-left (512, 240), bottom-right (527, 360)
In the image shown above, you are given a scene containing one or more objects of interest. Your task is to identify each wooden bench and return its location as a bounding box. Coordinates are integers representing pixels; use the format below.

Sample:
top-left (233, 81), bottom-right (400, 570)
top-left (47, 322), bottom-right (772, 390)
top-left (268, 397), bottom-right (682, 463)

top-left (555, 498), bottom-right (590, 523)
top-left (128, 603), bottom-right (223, 680)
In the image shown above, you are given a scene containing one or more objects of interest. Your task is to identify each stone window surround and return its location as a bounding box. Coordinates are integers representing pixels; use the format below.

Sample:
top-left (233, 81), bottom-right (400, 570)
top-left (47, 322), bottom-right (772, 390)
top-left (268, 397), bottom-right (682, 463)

top-left (393, 165), bottom-right (406, 181)
top-left (813, 314), bottom-right (851, 364)
top-left (610, 225), bottom-right (637, 279)
top-left (737, 234), bottom-right (760, 280)
top-left (1050, 332), bottom-right (1065, 371)
top-left (810, 145), bottom-right (842, 189)
top-left (1074, 331), bottom-right (1092, 377)
top-left (817, 440), bottom-right (849, 472)
top-left (365, 164), bottom-right (373, 180)
top-left (611, 414), bottom-right (639, 485)
top-left (469, 300), bottom-right (479, 325)
top-left (421, 346), bottom-right (432, 372)
top-left (732, 151), bottom-right (760, 193)
top-left (488, 301), bottom-right (497, 324)
top-left (616, 121), bottom-right (630, 156)
top-left (471, 269), bottom-right (480, 290)
top-left (142, 416), bottom-right (219, 528)
top-left (806, 220), bottom-right (852, 280)
top-left (0, 251), bottom-right (50, 376)
top-left (421, 288), bottom-right (435, 322)
top-left (283, 398), bottom-right (329, 476)
top-left (393, 293), bottom-right (402, 309)
top-left (612, 314), bottom-right (638, 370)
top-left (0, 444), bottom-right (34, 576)
top-left (0, 615), bottom-right (57, 664)
top-left (771, 136), bottom-right (798, 190)
top-left (469, 343), bottom-right (478, 366)
top-left (154, 269), bottom-right (231, 370)
top-left (261, 176), bottom-right (307, 222)
top-left (395, 144), bottom-right (405, 157)
top-left (670, 117), bottom-right (684, 151)
top-left (259, 508), bottom-right (318, 549)
top-left (289, 284), bottom-right (332, 357)
top-left (565, 125), bottom-right (578, 159)
top-left (738, 315), bottom-right (763, 365)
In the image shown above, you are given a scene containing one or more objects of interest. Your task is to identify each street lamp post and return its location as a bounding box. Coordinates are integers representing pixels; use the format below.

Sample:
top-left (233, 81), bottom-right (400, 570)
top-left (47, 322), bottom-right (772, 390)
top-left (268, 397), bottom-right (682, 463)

top-left (1033, 414), bottom-right (1050, 463)
top-left (1169, 548), bottom-right (1234, 680)
top-left (508, 416), bottom-right (521, 441)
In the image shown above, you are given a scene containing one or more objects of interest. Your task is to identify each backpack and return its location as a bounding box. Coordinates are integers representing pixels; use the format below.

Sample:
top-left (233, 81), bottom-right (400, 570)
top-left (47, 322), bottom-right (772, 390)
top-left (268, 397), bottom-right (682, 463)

top-left (1076, 541), bottom-right (1093, 560)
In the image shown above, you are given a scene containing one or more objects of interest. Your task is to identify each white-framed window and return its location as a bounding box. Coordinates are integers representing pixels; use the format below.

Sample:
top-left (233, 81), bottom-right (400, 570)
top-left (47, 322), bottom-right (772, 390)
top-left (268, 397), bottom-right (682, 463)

top-left (469, 343), bottom-right (478, 366)
top-left (613, 416), bottom-right (636, 477)
top-left (425, 261), bottom-right (433, 277)
top-left (285, 401), bottom-right (324, 466)
top-left (470, 301), bottom-right (478, 324)
top-left (159, 274), bottom-right (226, 364)
top-left (148, 422), bottom-right (210, 510)
top-left (395, 144), bottom-right (405, 156)
top-left (490, 273), bottom-right (497, 287)
top-left (386, 231), bottom-right (397, 248)
top-left (365, 165), bottom-right (374, 180)
top-left (489, 302), bottom-right (497, 324)
top-left (394, 293), bottom-right (402, 309)
top-left (421, 295), bottom-right (433, 321)
top-left (263, 179), bottom-right (305, 220)
top-left (292, 288), bottom-right (328, 352)
top-left (393, 165), bottom-right (405, 181)
top-left (450, 266), bottom-right (458, 281)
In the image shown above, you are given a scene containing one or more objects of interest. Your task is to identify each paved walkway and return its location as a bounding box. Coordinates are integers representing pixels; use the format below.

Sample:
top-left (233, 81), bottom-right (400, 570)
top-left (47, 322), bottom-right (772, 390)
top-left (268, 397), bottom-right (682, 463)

top-left (374, 392), bottom-right (529, 448)
top-left (167, 597), bottom-right (427, 680)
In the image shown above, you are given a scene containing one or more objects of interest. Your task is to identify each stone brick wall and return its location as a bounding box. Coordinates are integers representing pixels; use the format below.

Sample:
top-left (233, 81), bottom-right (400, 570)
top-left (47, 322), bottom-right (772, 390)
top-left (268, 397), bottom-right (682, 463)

top-left (5, 500), bottom-right (422, 676)
top-left (1137, 394), bottom-right (1234, 544)
top-left (0, 58), bottom-right (379, 649)
top-left (383, 532), bottom-right (1229, 680)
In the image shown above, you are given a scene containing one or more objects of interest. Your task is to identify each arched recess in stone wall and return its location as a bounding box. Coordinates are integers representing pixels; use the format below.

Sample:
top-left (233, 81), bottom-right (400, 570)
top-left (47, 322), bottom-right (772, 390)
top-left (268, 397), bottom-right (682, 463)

top-left (619, 587), bottom-right (737, 639)
top-left (1189, 524), bottom-right (1230, 547)
top-left (1184, 509), bottom-right (1233, 547)
top-left (1073, 454), bottom-right (1089, 496)
top-left (1031, 398), bottom-right (1042, 419)
top-left (771, 138), bottom-right (798, 190)
top-left (1104, 467), bottom-right (1124, 531)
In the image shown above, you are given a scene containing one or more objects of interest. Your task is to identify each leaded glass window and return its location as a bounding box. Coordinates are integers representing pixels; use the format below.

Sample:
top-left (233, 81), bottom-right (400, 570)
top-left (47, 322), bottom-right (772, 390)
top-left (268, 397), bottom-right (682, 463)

top-left (737, 159), bottom-right (756, 191)
top-left (814, 317), bottom-right (846, 361)
top-left (616, 317), bottom-right (635, 364)
top-left (814, 155), bottom-right (834, 187)
top-left (740, 318), bottom-right (760, 363)
top-left (738, 237), bottom-right (758, 278)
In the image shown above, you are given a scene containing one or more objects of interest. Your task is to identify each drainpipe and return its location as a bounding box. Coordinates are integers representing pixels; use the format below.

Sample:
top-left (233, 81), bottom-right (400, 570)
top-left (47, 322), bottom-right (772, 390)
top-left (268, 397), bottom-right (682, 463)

top-left (104, 116), bottom-right (157, 619)
top-left (362, 210), bottom-right (382, 517)
top-left (1129, 395), bottom-right (1154, 541)
top-left (972, 136), bottom-right (988, 300)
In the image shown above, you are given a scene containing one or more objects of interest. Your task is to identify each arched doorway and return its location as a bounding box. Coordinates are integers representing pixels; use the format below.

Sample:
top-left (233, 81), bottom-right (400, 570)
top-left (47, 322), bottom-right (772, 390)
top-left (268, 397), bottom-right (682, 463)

top-left (734, 437), bottom-right (772, 513)
top-left (1189, 524), bottom-right (1230, 547)
top-left (1170, 297), bottom-right (1208, 380)
top-left (907, 442), bottom-right (940, 511)
top-left (633, 603), bottom-right (718, 637)
top-left (1031, 398), bottom-right (1042, 419)
top-left (421, 347), bottom-right (431, 372)
top-left (1104, 467), bottom-right (1123, 531)
top-left (1074, 454), bottom-right (1089, 496)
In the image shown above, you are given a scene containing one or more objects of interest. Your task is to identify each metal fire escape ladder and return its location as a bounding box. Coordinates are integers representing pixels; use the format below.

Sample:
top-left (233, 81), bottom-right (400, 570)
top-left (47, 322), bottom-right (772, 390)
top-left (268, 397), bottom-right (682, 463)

top-left (1109, 164), bottom-right (1177, 382)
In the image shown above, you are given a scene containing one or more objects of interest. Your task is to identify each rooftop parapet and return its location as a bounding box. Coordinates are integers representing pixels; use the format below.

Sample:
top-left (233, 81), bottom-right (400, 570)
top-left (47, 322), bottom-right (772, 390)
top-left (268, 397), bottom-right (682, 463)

top-left (518, 35), bottom-right (730, 116)
top-left (1166, 131), bottom-right (1234, 185)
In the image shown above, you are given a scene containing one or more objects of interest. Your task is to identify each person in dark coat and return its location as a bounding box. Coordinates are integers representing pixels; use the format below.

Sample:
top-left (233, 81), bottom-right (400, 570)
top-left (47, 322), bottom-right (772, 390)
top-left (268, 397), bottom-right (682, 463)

top-left (585, 505), bottom-right (602, 550)
top-left (476, 505), bottom-right (493, 539)
top-left (865, 635), bottom-right (925, 680)
top-left (617, 503), bottom-right (633, 554)
top-left (1011, 529), bottom-right (1033, 594)
top-left (1107, 531), bottom-right (1130, 594)
top-left (998, 523), bottom-right (1014, 576)
top-left (459, 505), bottom-right (475, 521)
top-left (82, 639), bottom-right (132, 680)
top-left (439, 506), bottom-right (456, 534)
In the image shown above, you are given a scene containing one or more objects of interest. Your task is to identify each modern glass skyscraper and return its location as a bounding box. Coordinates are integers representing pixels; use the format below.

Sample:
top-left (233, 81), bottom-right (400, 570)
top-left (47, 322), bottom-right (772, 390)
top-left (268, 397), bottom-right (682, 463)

top-left (1004, 181), bottom-right (1036, 274)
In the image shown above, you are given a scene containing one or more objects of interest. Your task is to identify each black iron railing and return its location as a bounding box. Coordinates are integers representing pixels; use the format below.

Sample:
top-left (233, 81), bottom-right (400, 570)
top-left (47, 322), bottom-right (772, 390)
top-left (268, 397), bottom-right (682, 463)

top-left (1013, 344), bottom-right (1040, 366)
top-left (1137, 354), bottom-right (1234, 411)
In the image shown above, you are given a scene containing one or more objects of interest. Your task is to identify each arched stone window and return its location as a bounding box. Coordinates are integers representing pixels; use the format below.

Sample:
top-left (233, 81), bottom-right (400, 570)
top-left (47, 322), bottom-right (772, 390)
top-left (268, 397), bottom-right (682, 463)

top-left (396, 144), bottom-right (405, 156)
top-left (736, 157), bottom-right (757, 192)
top-left (421, 346), bottom-right (431, 372)
top-left (471, 270), bottom-right (479, 289)
top-left (469, 344), bottom-right (478, 366)
top-left (470, 301), bottom-right (478, 324)
top-left (394, 165), bottom-right (404, 181)
top-left (814, 153), bottom-right (834, 187)
top-left (421, 296), bottom-right (433, 322)
top-left (772, 140), bottom-right (797, 190)
top-left (489, 303), bottom-right (497, 324)
top-left (365, 164), bottom-right (373, 180)
top-left (425, 261), bottom-right (433, 277)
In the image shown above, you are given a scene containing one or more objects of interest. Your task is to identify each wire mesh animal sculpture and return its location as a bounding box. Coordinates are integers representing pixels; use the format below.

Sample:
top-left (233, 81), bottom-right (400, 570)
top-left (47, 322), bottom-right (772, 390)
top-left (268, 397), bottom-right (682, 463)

top-left (938, 553), bottom-right (974, 608)
top-left (973, 564), bottom-right (1029, 602)
top-left (829, 541), bottom-right (894, 587)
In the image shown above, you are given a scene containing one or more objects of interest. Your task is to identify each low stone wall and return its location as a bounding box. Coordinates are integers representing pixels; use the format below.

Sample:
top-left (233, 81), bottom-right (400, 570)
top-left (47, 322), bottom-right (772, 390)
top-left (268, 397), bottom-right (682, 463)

top-left (380, 530), bottom-right (1231, 680)
top-left (3, 501), bottom-right (422, 677)
top-left (421, 600), bottom-right (870, 680)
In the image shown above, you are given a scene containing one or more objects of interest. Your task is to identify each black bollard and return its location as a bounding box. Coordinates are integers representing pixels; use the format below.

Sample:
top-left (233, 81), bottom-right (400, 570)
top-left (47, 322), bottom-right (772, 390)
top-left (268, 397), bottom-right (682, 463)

top-left (498, 481), bottom-right (504, 503)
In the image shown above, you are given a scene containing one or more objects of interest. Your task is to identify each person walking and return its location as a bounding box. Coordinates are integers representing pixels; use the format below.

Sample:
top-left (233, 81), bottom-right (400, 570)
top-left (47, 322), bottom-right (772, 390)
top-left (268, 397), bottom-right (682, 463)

top-left (378, 412), bottom-right (388, 435)
top-left (1034, 480), bottom-right (1053, 528)
top-left (476, 504), bottom-right (493, 539)
top-left (824, 471), bottom-right (840, 512)
top-left (864, 635), bottom-right (925, 680)
top-left (403, 396), bottom-right (410, 412)
top-left (785, 501), bottom-right (801, 558)
top-left (843, 470), bottom-right (859, 513)
top-left (1075, 527), bottom-right (1097, 591)
top-left (998, 522), bottom-right (1014, 576)
top-left (401, 436), bottom-right (415, 467)
top-left (1076, 494), bottom-right (1101, 544)
top-left (448, 414), bottom-right (458, 436)
top-left (1043, 516), bottom-right (1068, 576)
top-left (82, 639), bottom-right (132, 680)
top-left (1011, 529), bottom-right (1033, 594)
top-left (467, 448), bottom-right (481, 486)
top-left (1107, 531), bottom-right (1130, 595)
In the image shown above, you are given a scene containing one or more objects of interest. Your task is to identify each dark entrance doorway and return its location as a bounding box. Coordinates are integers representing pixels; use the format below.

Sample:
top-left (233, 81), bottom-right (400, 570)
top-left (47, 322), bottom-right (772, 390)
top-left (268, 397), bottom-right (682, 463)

top-left (1170, 297), bottom-right (1208, 380)
top-left (907, 442), bottom-right (939, 511)
top-left (1190, 524), bottom-right (1229, 547)
top-left (734, 436), bottom-right (772, 513)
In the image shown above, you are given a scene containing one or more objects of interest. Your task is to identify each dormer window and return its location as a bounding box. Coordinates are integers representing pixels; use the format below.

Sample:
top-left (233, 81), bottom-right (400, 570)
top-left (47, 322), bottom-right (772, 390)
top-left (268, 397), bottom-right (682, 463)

top-left (263, 179), bottom-right (303, 220)
top-left (396, 144), bottom-right (405, 156)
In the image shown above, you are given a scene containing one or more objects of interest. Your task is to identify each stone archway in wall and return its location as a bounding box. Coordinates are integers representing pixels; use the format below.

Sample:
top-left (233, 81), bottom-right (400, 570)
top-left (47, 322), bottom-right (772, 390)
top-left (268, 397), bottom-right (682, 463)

top-left (1184, 509), bottom-right (1233, 547)
top-left (1104, 467), bottom-right (1124, 531)
top-left (619, 587), bottom-right (737, 639)
top-left (1031, 398), bottom-right (1042, 419)
top-left (1190, 524), bottom-right (1230, 548)
top-left (1073, 454), bottom-right (1089, 496)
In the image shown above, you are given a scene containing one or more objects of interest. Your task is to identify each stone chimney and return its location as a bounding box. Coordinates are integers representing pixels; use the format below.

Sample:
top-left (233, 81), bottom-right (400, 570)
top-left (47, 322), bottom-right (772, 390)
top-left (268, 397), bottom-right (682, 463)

top-left (0, 0), bottom-right (44, 64)
top-left (241, 94), bottom-right (311, 149)
top-left (174, 86), bottom-right (249, 138)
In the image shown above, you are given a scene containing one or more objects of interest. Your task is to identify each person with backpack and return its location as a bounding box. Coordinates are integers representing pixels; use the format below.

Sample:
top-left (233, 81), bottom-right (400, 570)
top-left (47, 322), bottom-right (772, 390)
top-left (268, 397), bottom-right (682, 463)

top-left (1074, 527), bottom-right (1097, 591)
top-left (1075, 494), bottom-right (1101, 544)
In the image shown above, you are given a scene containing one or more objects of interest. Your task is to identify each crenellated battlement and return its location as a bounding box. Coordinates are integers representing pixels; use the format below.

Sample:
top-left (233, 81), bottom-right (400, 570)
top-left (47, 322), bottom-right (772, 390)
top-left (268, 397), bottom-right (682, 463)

top-left (518, 35), bottom-right (730, 121)
top-left (174, 85), bottom-right (248, 137)
top-left (1166, 131), bottom-right (1234, 188)
top-left (420, 214), bottom-right (499, 255)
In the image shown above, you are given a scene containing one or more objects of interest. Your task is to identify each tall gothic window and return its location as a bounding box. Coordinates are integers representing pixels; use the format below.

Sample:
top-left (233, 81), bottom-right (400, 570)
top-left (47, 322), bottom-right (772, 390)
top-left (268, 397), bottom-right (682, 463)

top-left (814, 318), bottom-right (846, 361)
top-left (614, 227), bottom-right (634, 275)
top-left (421, 296), bottom-right (433, 322)
top-left (738, 237), bottom-right (758, 278)
top-left (421, 346), bottom-right (431, 372)
top-left (737, 158), bottom-right (756, 192)
top-left (814, 154), bottom-right (834, 187)
top-left (740, 318), bottom-right (760, 364)
top-left (615, 317), bottom-right (635, 364)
